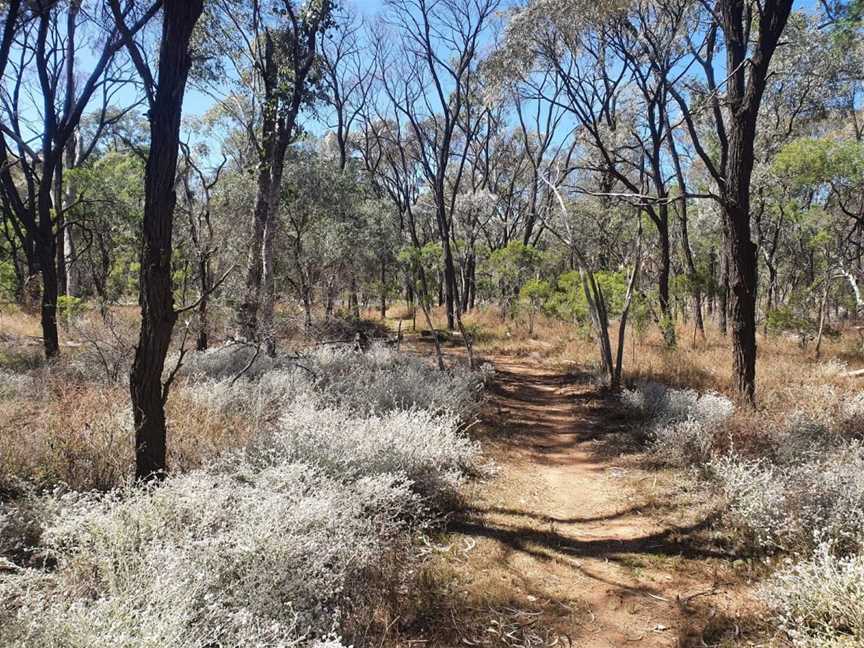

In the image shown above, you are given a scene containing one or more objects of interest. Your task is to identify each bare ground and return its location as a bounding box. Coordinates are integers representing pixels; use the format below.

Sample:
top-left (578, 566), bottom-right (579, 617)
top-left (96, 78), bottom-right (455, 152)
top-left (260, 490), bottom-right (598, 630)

top-left (390, 353), bottom-right (768, 648)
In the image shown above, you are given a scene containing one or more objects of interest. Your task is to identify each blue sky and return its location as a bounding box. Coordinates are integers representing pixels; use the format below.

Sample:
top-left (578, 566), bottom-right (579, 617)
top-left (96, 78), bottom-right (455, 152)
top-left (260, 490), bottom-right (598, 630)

top-left (4, 0), bottom-right (824, 158)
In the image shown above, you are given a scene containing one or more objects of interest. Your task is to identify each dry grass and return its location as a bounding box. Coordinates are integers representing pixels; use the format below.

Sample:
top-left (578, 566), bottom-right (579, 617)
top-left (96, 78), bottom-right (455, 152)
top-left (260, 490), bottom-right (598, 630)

top-left (0, 306), bottom-right (254, 494)
top-left (427, 304), bottom-right (862, 412)
top-left (0, 375), bottom-right (254, 494)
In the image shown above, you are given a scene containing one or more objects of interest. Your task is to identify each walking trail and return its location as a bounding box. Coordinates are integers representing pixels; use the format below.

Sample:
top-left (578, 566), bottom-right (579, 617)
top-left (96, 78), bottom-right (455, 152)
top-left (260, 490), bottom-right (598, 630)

top-left (415, 356), bottom-right (759, 648)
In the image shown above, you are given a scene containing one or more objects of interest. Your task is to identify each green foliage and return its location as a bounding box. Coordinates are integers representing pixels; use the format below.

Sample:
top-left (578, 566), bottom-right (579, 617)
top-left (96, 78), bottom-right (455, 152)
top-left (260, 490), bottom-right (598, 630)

top-left (545, 270), bottom-right (588, 322)
top-left (484, 242), bottom-right (544, 317)
top-left (398, 243), bottom-right (443, 306)
top-left (57, 296), bottom-right (85, 320)
top-left (773, 138), bottom-right (864, 190)
top-left (519, 278), bottom-right (552, 304)
top-left (487, 242), bottom-right (543, 287)
top-left (545, 269), bottom-right (634, 320)
top-left (765, 303), bottom-right (840, 346)
top-left (0, 245), bottom-right (18, 300)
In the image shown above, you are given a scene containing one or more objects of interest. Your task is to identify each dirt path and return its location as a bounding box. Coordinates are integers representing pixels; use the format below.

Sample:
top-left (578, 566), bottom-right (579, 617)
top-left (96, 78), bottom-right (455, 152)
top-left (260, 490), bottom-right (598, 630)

top-left (421, 357), bottom-right (757, 648)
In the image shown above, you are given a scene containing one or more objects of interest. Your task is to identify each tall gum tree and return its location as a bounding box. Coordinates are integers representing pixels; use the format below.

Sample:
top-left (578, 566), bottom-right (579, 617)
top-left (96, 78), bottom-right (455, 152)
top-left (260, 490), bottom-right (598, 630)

top-left (0, 0), bottom-right (158, 358)
top-left (208, 0), bottom-right (334, 352)
top-left (671, 0), bottom-right (795, 402)
top-left (111, 0), bottom-right (205, 481)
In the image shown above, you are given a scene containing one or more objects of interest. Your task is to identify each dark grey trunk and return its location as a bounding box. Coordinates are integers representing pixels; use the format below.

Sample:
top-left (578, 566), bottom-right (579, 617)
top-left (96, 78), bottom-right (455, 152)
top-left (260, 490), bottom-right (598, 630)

top-left (128, 0), bottom-right (203, 481)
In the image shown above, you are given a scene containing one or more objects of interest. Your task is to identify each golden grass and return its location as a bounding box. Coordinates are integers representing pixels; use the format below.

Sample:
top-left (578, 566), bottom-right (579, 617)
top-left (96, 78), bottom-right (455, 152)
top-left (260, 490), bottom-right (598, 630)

top-left (0, 375), bottom-right (254, 493)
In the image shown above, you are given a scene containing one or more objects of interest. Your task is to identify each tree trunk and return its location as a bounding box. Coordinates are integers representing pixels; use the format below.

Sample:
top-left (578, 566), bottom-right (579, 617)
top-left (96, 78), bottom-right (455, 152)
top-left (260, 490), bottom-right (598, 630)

top-left (129, 0), bottom-right (203, 481)
top-left (724, 204), bottom-right (758, 401)
top-left (237, 38), bottom-right (277, 341)
top-left (196, 254), bottom-right (210, 351)
top-left (719, 249), bottom-right (729, 336)
top-left (380, 258), bottom-right (387, 318)
top-left (53, 167), bottom-right (67, 299)
top-left (63, 130), bottom-right (81, 297)
top-left (716, 0), bottom-right (794, 403)
top-left (38, 240), bottom-right (60, 357)
top-left (35, 172), bottom-right (60, 357)
top-left (302, 285), bottom-right (313, 333)
top-left (657, 215), bottom-right (676, 346)
top-left (260, 206), bottom-right (278, 355)
top-left (815, 278), bottom-right (829, 360)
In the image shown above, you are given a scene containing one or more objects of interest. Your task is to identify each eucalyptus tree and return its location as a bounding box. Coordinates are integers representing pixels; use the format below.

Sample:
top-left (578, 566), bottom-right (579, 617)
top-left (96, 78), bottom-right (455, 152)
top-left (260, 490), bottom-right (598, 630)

top-left (669, 0), bottom-right (795, 402)
top-left (207, 0), bottom-right (335, 351)
top-left (380, 0), bottom-right (501, 331)
top-left (179, 143), bottom-right (226, 351)
top-left (320, 7), bottom-right (374, 171)
top-left (0, 0), bottom-right (157, 357)
top-left (494, 0), bottom-right (685, 346)
top-left (510, 72), bottom-right (576, 247)
top-left (110, 0), bottom-right (205, 481)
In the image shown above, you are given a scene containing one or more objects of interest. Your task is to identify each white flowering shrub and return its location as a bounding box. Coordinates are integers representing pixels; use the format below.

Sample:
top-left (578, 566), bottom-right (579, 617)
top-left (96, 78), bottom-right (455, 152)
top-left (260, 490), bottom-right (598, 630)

top-left (710, 444), bottom-right (864, 555)
top-left (1, 340), bottom-right (487, 647)
top-left (839, 392), bottom-right (864, 439)
top-left (709, 456), bottom-right (792, 551)
top-left (768, 411), bottom-right (835, 465)
top-left (302, 344), bottom-right (489, 418)
top-left (182, 368), bottom-right (316, 424)
top-left (650, 420), bottom-right (718, 467)
top-left (0, 462), bottom-right (416, 647)
top-left (174, 343), bottom-right (283, 380)
top-left (181, 343), bottom-right (488, 422)
top-left (761, 543), bottom-right (864, 647)
top-left (621, 382), bottom-right (734, 467)
top-left (249, 401), bottom-right (480, 498)
top-left (621, 382), bottom-right (733, 429)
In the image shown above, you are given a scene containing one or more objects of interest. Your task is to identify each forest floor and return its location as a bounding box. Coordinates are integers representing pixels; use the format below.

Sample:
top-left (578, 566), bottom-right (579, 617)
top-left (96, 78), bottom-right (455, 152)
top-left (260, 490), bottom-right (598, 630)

top-left (397, 347), bottom-right (767, 648)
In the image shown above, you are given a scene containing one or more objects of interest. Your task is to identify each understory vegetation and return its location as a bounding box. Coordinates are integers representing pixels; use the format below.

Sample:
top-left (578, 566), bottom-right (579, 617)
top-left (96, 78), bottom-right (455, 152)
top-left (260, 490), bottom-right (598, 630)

top-left (621, 362), bottom-right (864, 647)
top-left (0, 340), bottom-right (488, 647)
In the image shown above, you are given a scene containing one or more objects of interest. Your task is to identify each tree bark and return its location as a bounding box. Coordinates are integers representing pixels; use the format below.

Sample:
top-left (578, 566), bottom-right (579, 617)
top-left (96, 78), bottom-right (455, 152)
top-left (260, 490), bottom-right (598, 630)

top-left (717, 0), bottom-right (794, 402)
top-left (127, 0), bottom-right (203, 481)
top-left (656, 213), bottom-right (676, 346)
top-left (380, 258), bottom-right (387, 318)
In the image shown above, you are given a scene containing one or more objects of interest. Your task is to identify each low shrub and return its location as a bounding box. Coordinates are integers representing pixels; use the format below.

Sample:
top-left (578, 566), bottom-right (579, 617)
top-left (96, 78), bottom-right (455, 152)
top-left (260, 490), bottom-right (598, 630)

top-left (761, 543), bottom-right (864, 647)
top-left (182, 343), bottom-right (489, 421)
top-left (308, 344), bottom-right (490, 418)
top-left (0, 336), bottom-right (487, 647)
top-left (711, 444), bottom-right (864, 555)
top-left (0, 463), bottom-right (418, 648)
top-left (0, 369), bottom-right (36, 400)
top-left (253, 401), bottom-right (481, 499)
top-left (621, 382), bottom-right (734, 466)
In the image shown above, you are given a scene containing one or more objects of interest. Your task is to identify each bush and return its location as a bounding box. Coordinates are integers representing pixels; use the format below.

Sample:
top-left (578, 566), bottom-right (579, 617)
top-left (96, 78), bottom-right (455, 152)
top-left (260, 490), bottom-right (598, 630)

top-left (0, 463), bottom-right (418, 648)
top-left (0, 369), bottom-right (35, 400)
top-left (651, 420), bottom-right (718, 467)
top-left (182, 343), bottom-right (489, 422)
top-left (709, 456), bottom-right (791, 551)
top-left (308, 344), bottom-right (490, 418)
top-left (621, 382), bottom-right (734, 466)
top-left (621, 382), bottom-right (734, 429)
top-left (0, 338), bottom-right (487, 647)
top-left (762, 543), bottom-right (864, 647)
top-left (253, 401), bottom-right (481, 499)
top-left (711, 444), bottom-right (864, 555)
top-left (175, 342), bottom-right (283, 381)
